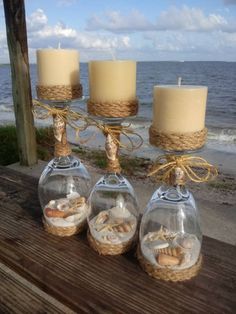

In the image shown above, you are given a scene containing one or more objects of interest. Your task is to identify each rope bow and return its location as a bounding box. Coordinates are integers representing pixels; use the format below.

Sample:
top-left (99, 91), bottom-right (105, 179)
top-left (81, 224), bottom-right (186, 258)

top-left (33, 99), bottom-right (143, 150)
top-left (148, 154), bottom-right (218, 184)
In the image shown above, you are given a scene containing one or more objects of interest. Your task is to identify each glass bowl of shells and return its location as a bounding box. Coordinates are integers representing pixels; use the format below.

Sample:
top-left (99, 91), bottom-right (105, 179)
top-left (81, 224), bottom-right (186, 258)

top-left (39, 155), bottom-right (91, 237)
top-left (138, 183), bottom-right (202, 282)
top-left (87, 173), bottom-right (139, 255)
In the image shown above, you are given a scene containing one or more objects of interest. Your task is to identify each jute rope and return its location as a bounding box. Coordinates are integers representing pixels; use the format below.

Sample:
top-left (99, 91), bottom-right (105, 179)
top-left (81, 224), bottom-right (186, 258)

top-left (33, 101), bottom-right (143, 151)
top-left (36, 84), bottom-right (83, 101)
top-left (42, 218), bottom-right (87, 237)
top-left (148, 154), bottom-right (218, 184)
top-left (87, 229), bottom-right (137, 255)
top-left (137, 246), bottom-right (202, 282)
top-left (149, 125), bottom-right (208, 151)
top-left (87, 99), bottom-right (138, 118)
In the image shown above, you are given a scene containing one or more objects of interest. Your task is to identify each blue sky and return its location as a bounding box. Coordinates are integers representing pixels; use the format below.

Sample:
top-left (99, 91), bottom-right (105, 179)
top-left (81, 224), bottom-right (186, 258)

top-left (1, 0), bottom-right (236, 62)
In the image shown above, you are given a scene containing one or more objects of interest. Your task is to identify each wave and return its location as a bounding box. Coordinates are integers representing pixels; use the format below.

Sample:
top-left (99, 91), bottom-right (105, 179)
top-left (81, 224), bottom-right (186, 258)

top-left (0, 104), bottom-right (13, 112)
top-left (208, 127), bottom-right (236, 143)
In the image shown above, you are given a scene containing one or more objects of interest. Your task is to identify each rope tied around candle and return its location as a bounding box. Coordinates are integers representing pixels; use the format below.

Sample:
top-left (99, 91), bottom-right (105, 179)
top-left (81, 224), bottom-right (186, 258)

top-left (148, 154), bottom-right (218, 185)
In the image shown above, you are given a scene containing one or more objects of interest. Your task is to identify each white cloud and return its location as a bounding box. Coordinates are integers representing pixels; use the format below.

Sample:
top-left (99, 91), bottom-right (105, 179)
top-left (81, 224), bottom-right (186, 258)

top-left (24, 9), bottom-right (132, 61)
top-left (85, 6), bottom-right (235, 33)
top-left (86, 10), bottom-right (153, 32)
top-left (27, 9), bottom-right (48, 32)
top-left (155, 6), bottom-right (228, 32)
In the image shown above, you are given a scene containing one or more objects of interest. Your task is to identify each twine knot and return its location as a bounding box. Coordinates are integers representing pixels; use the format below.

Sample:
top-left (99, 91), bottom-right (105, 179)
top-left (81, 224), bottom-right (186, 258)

top-left (148, 154), bottom-right (218, 185)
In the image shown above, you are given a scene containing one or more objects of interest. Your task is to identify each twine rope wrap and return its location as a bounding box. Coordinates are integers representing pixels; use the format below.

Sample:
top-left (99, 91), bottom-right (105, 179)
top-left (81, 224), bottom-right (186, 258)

top-left (36, 84), bottom-right (83, 101)
top-left (87, 99), bottom-right (138, 118)
top-left (33, 100), bottom-right (143, 152)
top-left (148, 154), bottom-right (218, 184)
top-left (149, 125), bottom-right (208, 151)
top-left (137, 246), bottom-right (202, 282)
top-left (43, 218), bottom-right (86, 237)
top-left (87, 229), bottom-right (137, 255)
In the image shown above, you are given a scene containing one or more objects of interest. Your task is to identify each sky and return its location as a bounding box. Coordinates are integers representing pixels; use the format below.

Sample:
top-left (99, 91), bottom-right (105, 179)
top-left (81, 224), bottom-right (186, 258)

top-left (0, 0), bottom-right (236, 62)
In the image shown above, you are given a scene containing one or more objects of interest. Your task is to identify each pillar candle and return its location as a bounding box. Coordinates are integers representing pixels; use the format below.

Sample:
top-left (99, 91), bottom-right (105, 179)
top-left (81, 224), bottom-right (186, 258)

top-left (89, 60), bottom-right (136, 102)
top-left (37, 49), bottom-right (80, 86)
top-left (152, 85), bottom-right (208, 133)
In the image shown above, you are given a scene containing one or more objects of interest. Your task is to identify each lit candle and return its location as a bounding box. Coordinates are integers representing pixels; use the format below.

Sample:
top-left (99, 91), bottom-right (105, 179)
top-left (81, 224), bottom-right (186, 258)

top-left (88, 60), bottom-right (136, 103)
top-left (36, 49), bottom-right (80, 86)
top-left (152, 85), bottom-right (208, 134)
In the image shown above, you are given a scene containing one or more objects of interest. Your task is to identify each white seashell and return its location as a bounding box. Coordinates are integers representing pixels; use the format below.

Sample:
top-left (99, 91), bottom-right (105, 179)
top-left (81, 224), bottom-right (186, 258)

top-left (109, 206), bottom-right (131, 219)
top-left (48, 200), bottom-right (56, 207)
top-left (67, 192), bottom-right (81, 199)
top-left (105, 134), bottom-right (117, 161)
top-left (57, 201), bottom-right (70, 211)
top-left (105, 234), bottom-right (119, 243)
top-left (148, 240), bottom-right (169, 250)
top-left (64, 213), bottom-right (83, 222)
top-left (95, 211), bottom-right (109, 225)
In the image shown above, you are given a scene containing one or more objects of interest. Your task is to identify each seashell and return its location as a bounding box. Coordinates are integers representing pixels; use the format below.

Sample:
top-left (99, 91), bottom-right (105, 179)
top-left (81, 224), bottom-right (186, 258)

top-left (105, 134), bottom-right (117, 161)
top-left (95, 211), bottom-right (109, 225)
top-left (112, 221), bottom-right (133, 233)
top-left (57, 203), bottom-right (70, 211)
top-left (149, 240), bottom-right (169, 250)
top-left (158, 246), bottom-right (182, 257)
top-left (53, 115), bottom-right (65, 142)
top-left (109, 206), bottom-right (131, 219)
top-left (157, 254), bottom-right (180, 266)
top-left (48, 200), bottom-right (56, 207)
top-left (64, 213), bottom-right (83, 222)
top-left (67, 192), bottom-right (81, 199)
top-left (69, 196), bottom-right (86, 208)
top-left (45, 208), bottom-right (66, 218)
top-left (103, 234), bottom-right (119, 243)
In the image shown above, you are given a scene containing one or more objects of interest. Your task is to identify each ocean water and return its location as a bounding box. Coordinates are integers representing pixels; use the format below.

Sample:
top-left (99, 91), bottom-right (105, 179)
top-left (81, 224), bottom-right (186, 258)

top-left (0, 62), bottom-right (236, 153)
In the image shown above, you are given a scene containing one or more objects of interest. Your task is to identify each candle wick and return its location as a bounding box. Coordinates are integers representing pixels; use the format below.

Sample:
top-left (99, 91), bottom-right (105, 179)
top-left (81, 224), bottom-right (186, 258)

top-left (177, 77), bottom-right (182, 86)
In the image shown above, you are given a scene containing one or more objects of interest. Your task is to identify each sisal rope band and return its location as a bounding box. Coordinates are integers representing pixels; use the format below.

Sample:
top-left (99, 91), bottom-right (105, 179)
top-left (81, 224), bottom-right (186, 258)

top-left (87, 229), bottom-right (137, 255)
top-left (36, 84), bottom-right (83, 101)
top-left (42, 218), bottom-right (87, 237)
top-left (137, 246), bottom-right (202, 282)
top-left (149, 125), bottom-right (208, 151)
top-left (87, 99), bottom-right (138, 118)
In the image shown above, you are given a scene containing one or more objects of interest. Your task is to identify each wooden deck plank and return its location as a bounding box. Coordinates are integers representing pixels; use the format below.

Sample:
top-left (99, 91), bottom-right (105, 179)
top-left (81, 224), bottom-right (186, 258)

top-left (0, 166), bottom-right (236, 313)
top-left (0, 262), bottom-right (75, 314)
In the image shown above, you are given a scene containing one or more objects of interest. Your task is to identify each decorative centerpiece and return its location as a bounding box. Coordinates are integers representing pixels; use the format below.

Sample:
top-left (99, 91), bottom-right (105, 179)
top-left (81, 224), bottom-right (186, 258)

top-left (86, 60), bottom-right (140, 255)
top-left (36, 48), bottom-right (91, 237)
top-left (138, 81), bottom-right (217, 281)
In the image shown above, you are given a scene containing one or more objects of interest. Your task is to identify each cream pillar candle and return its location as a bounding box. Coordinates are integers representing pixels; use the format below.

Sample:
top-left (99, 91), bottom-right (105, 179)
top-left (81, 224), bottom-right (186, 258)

top-left (152, 85), bottom-right (208, 133)
top-left (89, 60), bottom-right (136, 102)
top-left (37, 49), bottom-right (80, 86)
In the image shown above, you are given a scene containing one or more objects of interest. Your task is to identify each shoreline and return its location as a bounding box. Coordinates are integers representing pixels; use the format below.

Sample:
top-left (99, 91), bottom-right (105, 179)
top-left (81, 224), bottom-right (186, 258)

top-left (1, 113), bottom-right (236, 175)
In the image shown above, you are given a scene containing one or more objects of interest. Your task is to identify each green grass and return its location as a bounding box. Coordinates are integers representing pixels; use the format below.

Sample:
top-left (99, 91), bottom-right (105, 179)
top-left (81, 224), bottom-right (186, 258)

top-left (72, 146), bottom-right (151, 176)
top-left (0, 125), bottom-right (54, 166)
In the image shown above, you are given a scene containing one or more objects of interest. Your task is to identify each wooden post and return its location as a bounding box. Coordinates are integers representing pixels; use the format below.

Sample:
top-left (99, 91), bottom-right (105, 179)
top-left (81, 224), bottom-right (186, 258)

top-left (3, 0), bottom-right (37, 166)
